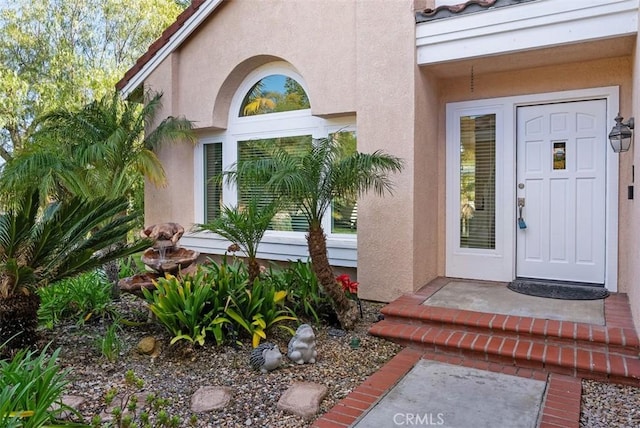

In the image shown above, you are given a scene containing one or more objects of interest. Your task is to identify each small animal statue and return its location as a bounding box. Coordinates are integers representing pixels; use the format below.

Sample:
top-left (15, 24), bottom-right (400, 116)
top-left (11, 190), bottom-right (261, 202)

top-left (250, 342), bottom-right (282, 373)
top-left (287, 324), bottom-right (317, 364)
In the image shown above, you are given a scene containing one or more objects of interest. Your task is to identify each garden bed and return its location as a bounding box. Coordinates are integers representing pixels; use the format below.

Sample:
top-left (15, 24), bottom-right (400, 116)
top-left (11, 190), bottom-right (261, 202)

top-left (40, 295), bottom-right (401, 427)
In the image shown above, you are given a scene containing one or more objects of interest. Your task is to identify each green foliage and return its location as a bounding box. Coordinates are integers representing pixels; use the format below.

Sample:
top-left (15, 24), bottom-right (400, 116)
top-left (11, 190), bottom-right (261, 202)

top-left (142, 270), bottom-right (232, 347)
top-left (227, 134), bottom-right (404, 228)
top-left (1, 91), bottom-right (196, 207)
top-left (144, 259), bottom-right (298, 348)
top-left (96, 319), bottom-right (123, 363)
top-left (227, 133), bottom-right (404, 330)
top-left (268, 260), bottom-right (335, 325)
top-left (118, 255), bottom-right (146, 280)
top-left (0, 189), bottom-right (151, 298)
top-left (0, 0), bottom-right (186, 161)
top-left (195, 197), bottom-right (279, 284)
top-left (37, 270), bottom-right (114, 329)
top-left (0, 344), bottom-right (75, 427)
top-left (224, 277), bottom-right (297, 348)
top-left (91, 371), bottom-right (181, 428)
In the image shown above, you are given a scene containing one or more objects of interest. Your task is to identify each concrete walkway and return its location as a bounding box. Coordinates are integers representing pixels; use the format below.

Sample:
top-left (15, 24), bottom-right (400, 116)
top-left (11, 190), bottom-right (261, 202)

top-left (313, 348), bottom-right (582, 428)
top-left (354, 359), bottom-right (546, 428)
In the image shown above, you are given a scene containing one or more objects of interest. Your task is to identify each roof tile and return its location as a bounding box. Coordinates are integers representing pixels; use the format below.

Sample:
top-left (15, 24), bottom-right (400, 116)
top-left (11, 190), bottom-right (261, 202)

top-left (416, 0), bottom-right (536, 23)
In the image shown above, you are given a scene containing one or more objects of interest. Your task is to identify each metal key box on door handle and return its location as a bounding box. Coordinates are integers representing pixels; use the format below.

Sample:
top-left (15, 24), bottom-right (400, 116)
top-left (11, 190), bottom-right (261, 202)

top-left (517, 197), bottom-right (527, 229)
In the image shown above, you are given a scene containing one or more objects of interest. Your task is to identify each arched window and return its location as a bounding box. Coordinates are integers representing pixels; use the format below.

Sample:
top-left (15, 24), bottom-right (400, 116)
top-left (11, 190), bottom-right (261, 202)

top-left (195, 62), bottom-right (357, 265)
top-left (239, 74), bottom-right (310, 116)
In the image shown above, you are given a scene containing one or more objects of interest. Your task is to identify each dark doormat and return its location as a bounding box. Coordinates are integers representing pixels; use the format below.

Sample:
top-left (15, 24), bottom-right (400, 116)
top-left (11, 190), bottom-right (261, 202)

top-left (507, 279), bottom-right (609, 300)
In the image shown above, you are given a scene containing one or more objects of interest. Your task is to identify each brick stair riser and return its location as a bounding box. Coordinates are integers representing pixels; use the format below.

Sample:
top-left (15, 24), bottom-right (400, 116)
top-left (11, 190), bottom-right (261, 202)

top-left (369, 321), bottom-right (640, 385)
top-left (384, 336), bottom-right (640, 387)
top-left (381, 313), bottom-right (639, 356)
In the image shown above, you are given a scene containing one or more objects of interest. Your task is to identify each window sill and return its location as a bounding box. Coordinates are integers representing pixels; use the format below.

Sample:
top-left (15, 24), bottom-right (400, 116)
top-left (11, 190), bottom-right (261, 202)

top-left (180, 230), bottom-right (357, 267)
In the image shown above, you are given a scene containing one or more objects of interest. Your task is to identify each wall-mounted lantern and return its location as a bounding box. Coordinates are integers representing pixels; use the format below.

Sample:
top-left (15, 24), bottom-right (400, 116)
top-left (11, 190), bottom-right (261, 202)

top-left (608, 113), bottom-right (634, 153)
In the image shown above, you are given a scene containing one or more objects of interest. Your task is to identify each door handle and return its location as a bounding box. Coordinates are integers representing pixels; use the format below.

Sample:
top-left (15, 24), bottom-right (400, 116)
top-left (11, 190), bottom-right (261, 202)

top-left (517, 198), bottom-right (527, 229)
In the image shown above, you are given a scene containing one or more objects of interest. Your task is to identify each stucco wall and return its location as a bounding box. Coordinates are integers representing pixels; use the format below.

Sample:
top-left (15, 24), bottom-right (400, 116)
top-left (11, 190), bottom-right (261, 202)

top-left (144, 54), bottom-right (197, 228)
top-left (355, 0), bottom-right (435, 302)
top-left (143, 0), bottom-right (425, 302)
top-left (628, 24), bottom-right (640, 333)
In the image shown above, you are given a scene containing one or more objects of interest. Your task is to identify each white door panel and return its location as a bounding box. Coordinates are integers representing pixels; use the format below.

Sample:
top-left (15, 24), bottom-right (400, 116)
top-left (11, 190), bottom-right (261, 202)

top-left (516, 100), bottom-right (606, 283)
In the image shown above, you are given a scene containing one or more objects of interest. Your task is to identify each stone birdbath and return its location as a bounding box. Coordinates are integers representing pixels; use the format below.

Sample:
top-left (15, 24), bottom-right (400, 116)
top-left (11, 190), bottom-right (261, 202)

top-left (118, 222), bottom-right (199, 297)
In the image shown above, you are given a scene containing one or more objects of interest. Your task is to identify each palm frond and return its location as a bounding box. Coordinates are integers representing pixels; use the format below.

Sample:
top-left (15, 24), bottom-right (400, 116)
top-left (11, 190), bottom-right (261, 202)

top-left (0, 189), bottom-right (150, 295)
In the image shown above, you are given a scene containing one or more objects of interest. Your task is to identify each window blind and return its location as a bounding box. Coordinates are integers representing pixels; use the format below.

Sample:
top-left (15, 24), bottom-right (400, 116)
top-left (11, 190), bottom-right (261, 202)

top-left (238, 136), bottom-right (312, 232)
top-left (204, 142), bottom-right (223, 222)
top-left (459, 114), bottom-right (496, 249)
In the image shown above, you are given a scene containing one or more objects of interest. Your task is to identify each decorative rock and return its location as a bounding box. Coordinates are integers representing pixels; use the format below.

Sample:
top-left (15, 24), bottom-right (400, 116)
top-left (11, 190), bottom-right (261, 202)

top-left (190, 386), bottom-right (232, 412)
top-left (287, 324), bottom-right (317, 364)
top-left (277, 382), bottom-right (328, 419)
top-left (327, 327), bottom-right (346, 338)
top-left (137, 336), bottom-right (156, 355)
top-left (250, 342), bottom-right (283, 373)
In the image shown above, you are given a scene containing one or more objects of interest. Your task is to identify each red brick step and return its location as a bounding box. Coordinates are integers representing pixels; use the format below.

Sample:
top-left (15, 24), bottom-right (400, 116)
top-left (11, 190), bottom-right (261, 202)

top-left (368, 279), bottom-right (640, 386)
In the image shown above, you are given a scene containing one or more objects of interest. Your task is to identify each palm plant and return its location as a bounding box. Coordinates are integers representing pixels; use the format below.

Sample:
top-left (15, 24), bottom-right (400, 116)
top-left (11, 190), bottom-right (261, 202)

top-left (195, 197), bottom-right (280, 285)
top-left (226, 135), bottom-right (404, 330)
top-left (0, 90), bottom-right (195, 295)
top-left (0, 189), bottom-right (151, 356)
top-left (0, 89), bottom-right (196, 204)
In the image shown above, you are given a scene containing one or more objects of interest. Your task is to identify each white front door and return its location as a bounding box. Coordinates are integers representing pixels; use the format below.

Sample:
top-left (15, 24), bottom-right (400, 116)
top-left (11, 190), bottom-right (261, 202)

top-left (516, 100), bottom-right (607, 283)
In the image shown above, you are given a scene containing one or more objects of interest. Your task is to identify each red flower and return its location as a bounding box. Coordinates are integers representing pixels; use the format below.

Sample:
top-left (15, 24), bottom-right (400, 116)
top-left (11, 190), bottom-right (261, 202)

top-left (336, 274), bottom-right (359, 295)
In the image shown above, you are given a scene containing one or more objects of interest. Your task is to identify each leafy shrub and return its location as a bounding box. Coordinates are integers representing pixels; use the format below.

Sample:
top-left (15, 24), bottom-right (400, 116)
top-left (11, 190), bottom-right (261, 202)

top-left (0, 344), bottom-right (74, 427)
top-left (224, 277), bottom-right (297, 347)
top-left (37, 269), bottom-right (114, 329)
top-left (118, 254), bottom-right (146, 279)
top-left (144, 258), bottom-right (298, 348)
top-left (269, 260), bottom-right (336, 325)
top-left (142, 270), bottom-right (232, 346)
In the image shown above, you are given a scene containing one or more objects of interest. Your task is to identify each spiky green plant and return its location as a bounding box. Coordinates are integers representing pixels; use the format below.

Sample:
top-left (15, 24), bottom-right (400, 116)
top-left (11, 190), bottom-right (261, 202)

top-left (0, 190), bottom-right (150, 355)
top-left (196, 197), bottom-right (280, 285)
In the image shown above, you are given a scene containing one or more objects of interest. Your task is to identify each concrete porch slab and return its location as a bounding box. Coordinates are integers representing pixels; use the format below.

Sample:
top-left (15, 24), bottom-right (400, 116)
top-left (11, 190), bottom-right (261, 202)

top-left (423, 280), bottom-right (605, 325)
top-left (353, 359), bottom-right (546, 428)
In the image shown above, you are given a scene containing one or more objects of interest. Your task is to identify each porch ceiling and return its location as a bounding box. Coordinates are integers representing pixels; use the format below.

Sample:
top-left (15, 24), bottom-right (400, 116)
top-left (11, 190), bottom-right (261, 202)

top-left (422, 35), bottom-right (635, 79)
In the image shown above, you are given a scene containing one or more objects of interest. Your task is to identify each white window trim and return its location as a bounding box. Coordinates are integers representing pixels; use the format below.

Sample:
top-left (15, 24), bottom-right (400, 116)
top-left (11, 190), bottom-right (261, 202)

top-left (446, 86), bottom-right (619, 291)
top-left (186, 62), bottom-right (358, 267)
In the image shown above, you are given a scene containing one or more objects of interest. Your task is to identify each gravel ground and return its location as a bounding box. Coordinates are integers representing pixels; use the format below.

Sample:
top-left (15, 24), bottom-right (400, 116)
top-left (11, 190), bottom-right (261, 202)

top-left (39, 294), bottom-right (640, 427)
top-left (580, 379), bottom-right (640, 428)
top-left (40, 295), bottom-right (402, 427)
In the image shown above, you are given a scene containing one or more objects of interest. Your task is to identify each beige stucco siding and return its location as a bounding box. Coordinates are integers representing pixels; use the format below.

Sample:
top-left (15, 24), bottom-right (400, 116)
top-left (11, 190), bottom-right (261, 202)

top-left (144, 54), bottom-right (196, 227)
top-left (628, 23), bottom-right (640, 333)
top-left (166, 0), bottom-right (358, 128)
top-left (355, 0), bottom-right (437, 302)
top-left (143, 0), bottom-right (427, 301)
